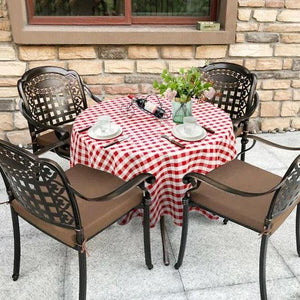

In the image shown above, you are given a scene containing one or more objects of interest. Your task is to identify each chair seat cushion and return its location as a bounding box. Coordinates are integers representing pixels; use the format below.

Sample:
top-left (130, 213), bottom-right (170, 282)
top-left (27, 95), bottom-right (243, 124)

top-left (12, 164), bottom-right (143, 248)
top-left (191, 159), bottom-right (282, 233)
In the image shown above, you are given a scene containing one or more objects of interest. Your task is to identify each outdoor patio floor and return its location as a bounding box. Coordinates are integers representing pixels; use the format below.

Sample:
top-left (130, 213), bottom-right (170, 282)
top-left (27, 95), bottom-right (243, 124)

top-left (0, 132), bottom-right (299, 300)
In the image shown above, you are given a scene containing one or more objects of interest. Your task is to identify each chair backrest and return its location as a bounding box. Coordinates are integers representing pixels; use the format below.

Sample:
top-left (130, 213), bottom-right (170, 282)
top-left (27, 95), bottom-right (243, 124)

top-left (18, 66), bottom-right (88, 128)
top-left (0, 140), bottom-right (81, 229)
top-left (268, 154), bottom-right (300, 219)
top-left (200, 62), bottom-right (258, 121)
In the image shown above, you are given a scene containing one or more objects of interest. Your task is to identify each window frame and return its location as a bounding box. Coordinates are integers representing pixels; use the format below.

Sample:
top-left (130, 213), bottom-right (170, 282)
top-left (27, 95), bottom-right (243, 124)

top-left (26, 0), bottom-right (218, 26)
top-left (8, 0), bottom-right (237, 45)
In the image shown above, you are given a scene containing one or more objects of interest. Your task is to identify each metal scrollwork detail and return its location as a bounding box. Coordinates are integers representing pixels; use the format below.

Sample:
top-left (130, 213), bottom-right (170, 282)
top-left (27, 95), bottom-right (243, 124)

top-left (272, 159), bottom-right (300, 217)
top-left (23, 73), bottom-right (85, 126)
top-left (0, 146), bottom-right (76, 228)
top-left (202, 69), bottom-right (252, 119)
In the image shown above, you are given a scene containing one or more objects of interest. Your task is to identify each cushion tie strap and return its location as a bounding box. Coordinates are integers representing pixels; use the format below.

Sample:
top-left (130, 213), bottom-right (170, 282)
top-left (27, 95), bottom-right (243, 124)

top-left (0, 201), bottom-right (9, 205)
top-left (77, 239), bottom-right (90, 257)
top-left (259, 226), bottom-right (271, 236)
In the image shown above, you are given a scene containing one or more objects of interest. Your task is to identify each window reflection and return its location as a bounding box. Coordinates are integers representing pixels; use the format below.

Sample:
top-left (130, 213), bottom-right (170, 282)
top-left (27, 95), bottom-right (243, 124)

top-left (132, 0), bottom-right (210, 17)
top-left (34, 0), bottom-right (125, 16)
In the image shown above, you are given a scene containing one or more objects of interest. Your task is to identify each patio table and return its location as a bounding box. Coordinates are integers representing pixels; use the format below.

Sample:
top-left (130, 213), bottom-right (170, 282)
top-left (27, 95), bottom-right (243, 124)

top-left (70, 95), bottom-right (237, 263)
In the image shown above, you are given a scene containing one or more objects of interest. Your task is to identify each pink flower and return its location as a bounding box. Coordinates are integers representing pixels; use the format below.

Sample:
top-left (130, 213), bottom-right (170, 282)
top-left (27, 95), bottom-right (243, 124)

top-left (203, 87), bottom-right (216, 100)
top-left (163, 88), bottom-right (177, 101)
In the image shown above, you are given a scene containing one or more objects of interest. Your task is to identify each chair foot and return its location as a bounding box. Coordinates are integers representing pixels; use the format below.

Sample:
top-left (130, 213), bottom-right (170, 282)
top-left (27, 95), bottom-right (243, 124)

top-left (174, 262), bottom-right (181, 270)
top-left (223, 218), bottom-right (228, 225)
top-left (147, 264), bottom-right (153, 270)
top-left (12, 273), bottom-right (19, 281)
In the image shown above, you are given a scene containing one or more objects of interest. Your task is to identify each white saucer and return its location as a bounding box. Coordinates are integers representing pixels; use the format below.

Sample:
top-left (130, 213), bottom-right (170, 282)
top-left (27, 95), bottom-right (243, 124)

top-left (88, 123), bottom-right (122, 140)
top-left (172, 124), bottom-right (207, 141)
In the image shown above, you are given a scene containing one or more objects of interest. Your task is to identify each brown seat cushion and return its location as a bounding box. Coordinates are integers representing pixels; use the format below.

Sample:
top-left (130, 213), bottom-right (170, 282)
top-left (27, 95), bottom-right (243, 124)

top-left (191, 159), bottom-right (285, 233)
top-left (36, 124), bottom-right (73, 156)
top-left (11, 164), bottom-right (143, 248)
top-left (37, 124), bottom-right (73, 146)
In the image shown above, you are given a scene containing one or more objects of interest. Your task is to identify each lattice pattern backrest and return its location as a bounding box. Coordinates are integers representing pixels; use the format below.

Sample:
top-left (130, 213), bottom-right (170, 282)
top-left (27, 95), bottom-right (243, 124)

top-left (201, 68), bottom-right (254, 120)
top-left (22, 72), bottom-right (86, 127)
top-left (271, 155), bottom-right (300, 218)
top-left (0, 143), bottom-right (77, 228)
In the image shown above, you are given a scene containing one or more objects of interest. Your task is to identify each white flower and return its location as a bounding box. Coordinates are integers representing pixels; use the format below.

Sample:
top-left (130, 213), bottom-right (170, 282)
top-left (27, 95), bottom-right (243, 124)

top-left (203, 87), bottom-right (216, 100)
top-left (163, 88), bottom-right (177, 101)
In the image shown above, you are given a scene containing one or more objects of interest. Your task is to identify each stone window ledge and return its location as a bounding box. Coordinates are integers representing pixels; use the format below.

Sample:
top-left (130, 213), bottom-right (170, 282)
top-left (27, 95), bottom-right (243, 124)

top-left (8, 0), bottom-right (237, 45)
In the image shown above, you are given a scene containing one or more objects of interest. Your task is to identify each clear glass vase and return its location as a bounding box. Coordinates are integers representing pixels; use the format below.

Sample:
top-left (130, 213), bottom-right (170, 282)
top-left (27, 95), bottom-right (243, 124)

top-left (172, 99), bottom-right (192, 124)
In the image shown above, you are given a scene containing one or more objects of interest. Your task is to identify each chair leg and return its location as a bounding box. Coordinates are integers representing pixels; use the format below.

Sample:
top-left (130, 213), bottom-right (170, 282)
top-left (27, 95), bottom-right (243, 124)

top-left (259, 234), bottom-right (269, 300)
top-left (175, 198), bottom-right (189, 269)
top-left (240, 121), bottom-right (249, 162)
top-left (143, 198), bottom-right (153, 270)
top-left (223, 218), bottom-right (228, 225)
top-left (78, 250), bottom-right (87, 300)
top-left (10, 207), bottom-right (21, 281)
top-left (296, 204), bottom-right (300, 257)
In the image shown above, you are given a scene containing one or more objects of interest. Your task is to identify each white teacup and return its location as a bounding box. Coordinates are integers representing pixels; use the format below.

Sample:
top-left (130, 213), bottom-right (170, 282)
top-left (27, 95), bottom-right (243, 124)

top-left (97, 115), bottom-right (111, 134)
top-left (183, 116), bottom-right (197, 136)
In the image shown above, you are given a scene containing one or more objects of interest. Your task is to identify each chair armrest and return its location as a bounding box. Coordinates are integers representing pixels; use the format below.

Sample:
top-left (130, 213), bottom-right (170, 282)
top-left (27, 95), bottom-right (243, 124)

top-left (68, 173), bottom-right (155, 202)
top-left (247, 134), bottom-right (300, 151)
top-left (83, 85), bottom-right (103, 103)
top-left (19, 98), bottom-right (70, 141)
top-left (183, 171), bottom-right (285, 198)
top-left (236, 133), bottom-right (300, 159)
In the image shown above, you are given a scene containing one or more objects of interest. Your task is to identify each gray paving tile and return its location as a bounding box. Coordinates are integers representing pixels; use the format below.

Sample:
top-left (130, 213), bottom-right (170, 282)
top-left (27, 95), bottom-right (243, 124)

top-left (0, 234), bottom-right (66, 300)
top-left (131, 291), bottom-right (188, 300)
top-left (186, 277), bottom-right (300, 300)
top-left (269, 209), bottom-right (300, 277)
top-left (168, 213), bottom-right (293, 291)
top-left (63, 219), bottom-right (183, 300)
top-left (238, 141), bottom-right (286, 169)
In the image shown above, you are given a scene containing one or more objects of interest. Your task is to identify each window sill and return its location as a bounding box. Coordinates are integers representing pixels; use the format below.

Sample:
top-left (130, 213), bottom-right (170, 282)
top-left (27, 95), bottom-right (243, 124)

top-left (15, 25), bottom-right (235, 45)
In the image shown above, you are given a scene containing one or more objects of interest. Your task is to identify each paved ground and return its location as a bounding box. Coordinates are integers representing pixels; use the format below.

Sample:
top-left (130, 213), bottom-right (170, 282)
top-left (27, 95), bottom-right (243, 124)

top-left (0, 132), bottom-right (299, 299)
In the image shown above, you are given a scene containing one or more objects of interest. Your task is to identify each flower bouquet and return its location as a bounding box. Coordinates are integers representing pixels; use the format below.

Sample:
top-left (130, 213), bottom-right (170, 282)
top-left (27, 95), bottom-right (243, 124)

top-left (153, 67), bottom-right (215, 123)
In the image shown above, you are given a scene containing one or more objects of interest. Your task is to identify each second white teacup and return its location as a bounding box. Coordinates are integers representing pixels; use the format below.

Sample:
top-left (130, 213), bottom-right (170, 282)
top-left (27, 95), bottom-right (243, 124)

top-left (97, 115), bottom-right (111, 134)
top-left (183, 116), bottom-right (197, 136)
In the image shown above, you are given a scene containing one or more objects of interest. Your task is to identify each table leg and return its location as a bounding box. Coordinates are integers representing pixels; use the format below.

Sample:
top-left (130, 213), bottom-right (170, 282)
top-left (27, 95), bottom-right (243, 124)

top-left (160, 216), bottom-right (170, 266)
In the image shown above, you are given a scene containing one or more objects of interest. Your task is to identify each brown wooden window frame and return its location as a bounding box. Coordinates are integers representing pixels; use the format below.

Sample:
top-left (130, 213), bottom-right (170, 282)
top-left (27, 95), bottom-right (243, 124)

top-left (26, 0), bottom-right (218, 25)
top-left (8, 0), bottom-right (237, 45)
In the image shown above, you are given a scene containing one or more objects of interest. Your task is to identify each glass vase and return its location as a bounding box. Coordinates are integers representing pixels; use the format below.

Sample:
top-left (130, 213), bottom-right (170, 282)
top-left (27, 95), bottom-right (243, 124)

top-left (172, 99), bottom-right (192, 124)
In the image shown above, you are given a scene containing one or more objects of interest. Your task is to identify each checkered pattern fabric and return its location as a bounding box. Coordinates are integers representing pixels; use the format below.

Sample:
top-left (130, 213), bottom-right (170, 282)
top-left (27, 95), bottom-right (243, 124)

top-left (71, 96), bottom-right (237, 227)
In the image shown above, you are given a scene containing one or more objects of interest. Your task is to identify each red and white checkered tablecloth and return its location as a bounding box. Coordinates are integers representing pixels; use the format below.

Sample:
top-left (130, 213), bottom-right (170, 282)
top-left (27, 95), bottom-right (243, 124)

top-left (70, 96), bottom-right (237, 227)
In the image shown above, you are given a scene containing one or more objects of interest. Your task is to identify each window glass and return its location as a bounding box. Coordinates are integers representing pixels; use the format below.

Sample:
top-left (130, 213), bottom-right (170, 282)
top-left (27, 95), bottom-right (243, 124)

top-left (27, 0), bottom-right (217, 24)
top-left (33, 0), bottom-right (125, 16)
top-left (132, 0), bottom-right (210, 17)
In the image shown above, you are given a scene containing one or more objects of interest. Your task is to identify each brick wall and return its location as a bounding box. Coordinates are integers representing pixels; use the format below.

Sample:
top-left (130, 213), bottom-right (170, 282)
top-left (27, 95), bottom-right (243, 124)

top-left (0, 0), bottom-right (299, 145)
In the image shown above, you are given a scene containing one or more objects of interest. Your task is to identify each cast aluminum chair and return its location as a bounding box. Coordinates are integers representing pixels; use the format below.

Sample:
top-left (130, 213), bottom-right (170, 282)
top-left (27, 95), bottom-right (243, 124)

top-left (175, 135), bottom-right (300, 300)
top-left (0, 140), bottom-right (155, 300)
top-left (18, 66), bottom-right (102, 159)
top-left (200, 62), bottom-right (259, 161)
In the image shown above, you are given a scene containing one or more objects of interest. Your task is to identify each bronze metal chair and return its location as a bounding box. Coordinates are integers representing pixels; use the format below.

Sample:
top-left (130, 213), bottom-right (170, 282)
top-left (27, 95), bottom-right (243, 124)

top-left (18, 66), bottom-right (102, 159)
top-left (200, 62), bottom-right (259, 161)
top-left (175, 135), bottom-right (300, 300)
top-left (0, 140), bottom-right (155, 300)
